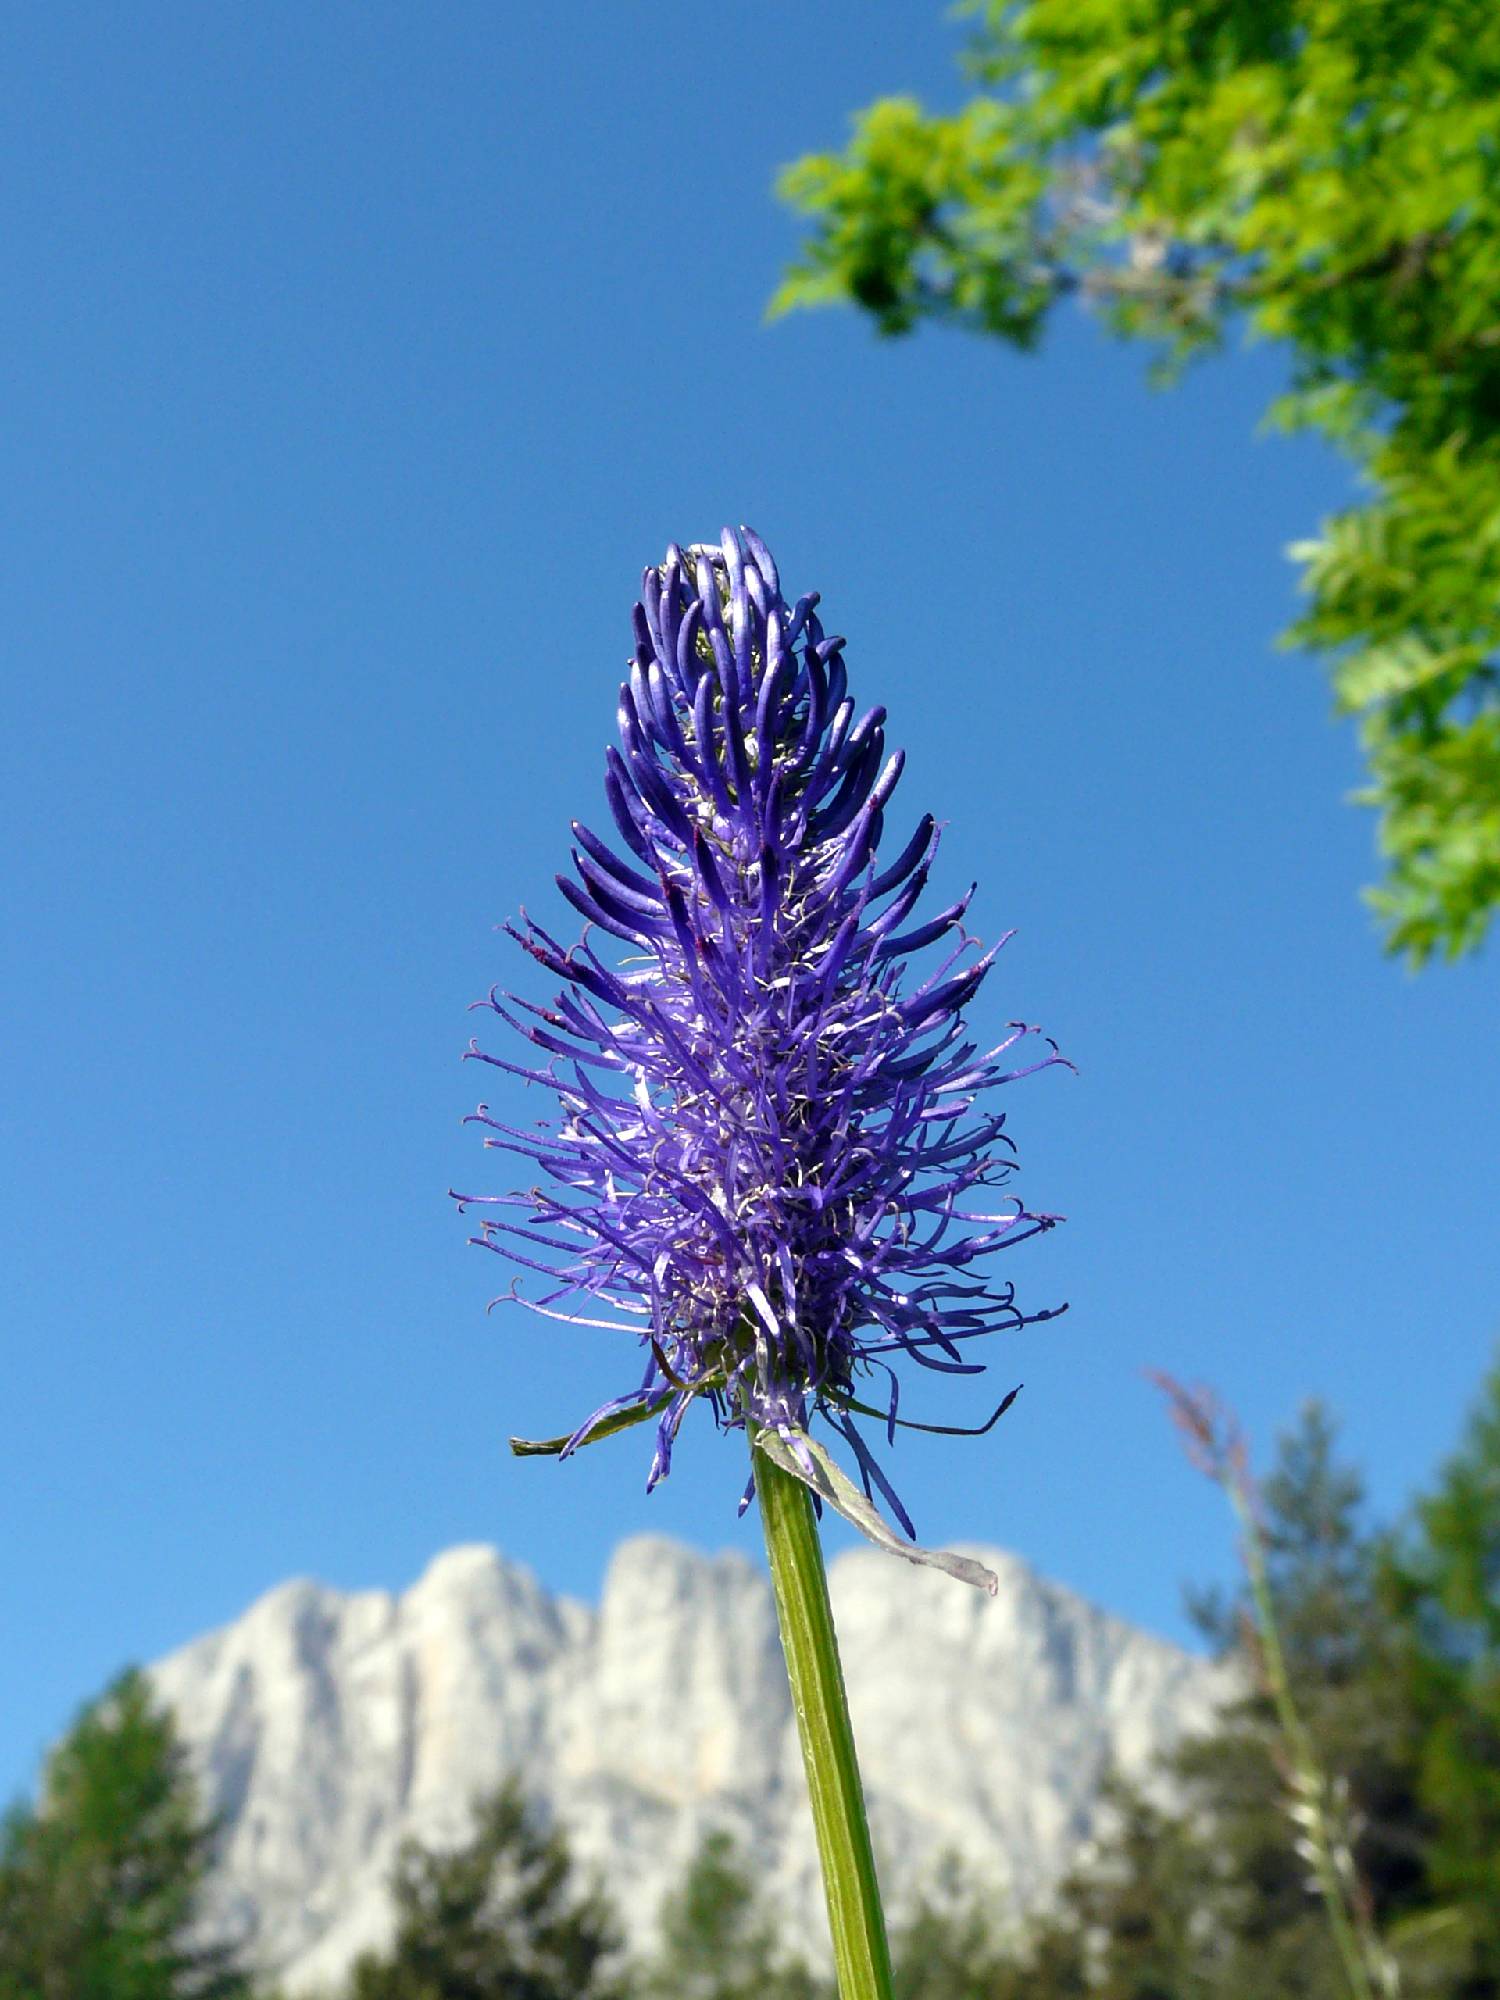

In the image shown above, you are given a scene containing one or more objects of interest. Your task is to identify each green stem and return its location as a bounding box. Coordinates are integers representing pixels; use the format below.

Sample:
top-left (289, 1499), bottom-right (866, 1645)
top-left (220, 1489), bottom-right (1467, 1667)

top-left (753, 1429), bottom-right (895, 2000)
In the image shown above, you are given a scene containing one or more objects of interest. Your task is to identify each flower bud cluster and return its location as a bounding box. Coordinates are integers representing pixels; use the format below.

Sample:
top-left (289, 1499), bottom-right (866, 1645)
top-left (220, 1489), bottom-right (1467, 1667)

top-left (456, 528), bottom-right (1064, 1531)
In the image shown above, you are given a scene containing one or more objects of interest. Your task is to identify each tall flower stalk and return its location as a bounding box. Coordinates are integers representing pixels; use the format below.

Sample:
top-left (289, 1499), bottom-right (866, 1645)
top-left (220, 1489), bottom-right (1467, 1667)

top-left (456, 529), bottom-right (1065, 1997)
top-left (1153, 1375), bottom-right (1400, 2000)
top-left (754, 1428), bottom-right (895, 1997)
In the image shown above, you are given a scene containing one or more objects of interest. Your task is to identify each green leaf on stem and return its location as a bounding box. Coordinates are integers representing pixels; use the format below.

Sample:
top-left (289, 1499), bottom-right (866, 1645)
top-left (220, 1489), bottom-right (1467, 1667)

top-left (508, 1396), bottom-right (670, 1458)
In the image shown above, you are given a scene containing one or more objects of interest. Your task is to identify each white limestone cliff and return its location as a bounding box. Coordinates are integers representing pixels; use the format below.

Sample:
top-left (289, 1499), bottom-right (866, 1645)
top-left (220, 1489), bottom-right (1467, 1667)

top-left (150, 1536), bottom-right (1222, 1992)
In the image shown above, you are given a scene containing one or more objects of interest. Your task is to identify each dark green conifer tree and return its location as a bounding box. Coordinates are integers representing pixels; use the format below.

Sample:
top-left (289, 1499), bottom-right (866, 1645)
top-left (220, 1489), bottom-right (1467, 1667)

top-left (1166, 1402), bottom-right (1416, 1999)
top-left (640, 1829), bottom-right (826, 2000)
top-left (1061, 1788), bottom-right (1212, 2000)
top-left (346, 1780), bottom-right (625, 2000)
top-left (888, 1854), bottom-right (1047, 2000)
top-left (0, 1667), bottom-right (248, 2000)
top-left (1383, 1352), bottom-right (1500, 1996)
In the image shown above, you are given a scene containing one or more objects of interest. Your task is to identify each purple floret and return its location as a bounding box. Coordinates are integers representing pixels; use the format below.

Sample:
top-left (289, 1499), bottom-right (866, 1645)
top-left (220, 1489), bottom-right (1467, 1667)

top-left (455, 527), bottom-right (1066, 1534)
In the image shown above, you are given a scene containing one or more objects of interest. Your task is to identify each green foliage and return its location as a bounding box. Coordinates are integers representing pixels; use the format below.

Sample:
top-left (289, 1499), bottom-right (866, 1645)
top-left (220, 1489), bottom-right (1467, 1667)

top-left (1070, 1378), bottom-right (1500, 2000)
top-left (1164, 1403), bottom-right (1409, 1999)
top-left (345, 1780), bottom-right (625, 2000)
top-left (1049, 1787), bottom-right (1216, 2000)
top-left (889, 1854), bottom-right (1075, 1999)
top-left (862, 1384), bottom-right (1498, 1999)
top-left (1383, 1354), bottom-right (1500, 1995)
top-left (639, 1829), bottom-right (827, 2000)
top-left (774, 0), bottom-right (1500, 962)
top-left (0, 1667), bottom-right (249, 2000)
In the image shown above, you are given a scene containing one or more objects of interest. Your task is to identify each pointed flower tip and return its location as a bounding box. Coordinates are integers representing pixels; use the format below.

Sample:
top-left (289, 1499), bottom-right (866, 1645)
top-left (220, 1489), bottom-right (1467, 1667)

top-left (460, 528), bottom-right (1064, 1577)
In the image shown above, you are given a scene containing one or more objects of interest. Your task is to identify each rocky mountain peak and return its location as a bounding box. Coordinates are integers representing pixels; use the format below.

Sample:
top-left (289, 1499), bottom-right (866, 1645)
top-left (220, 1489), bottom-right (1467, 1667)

top-left (150, 1535), bottom-right (1222, 1993)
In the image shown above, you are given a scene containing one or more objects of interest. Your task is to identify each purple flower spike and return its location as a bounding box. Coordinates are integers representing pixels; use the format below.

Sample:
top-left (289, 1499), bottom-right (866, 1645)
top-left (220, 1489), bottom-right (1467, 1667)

top-left (456, 528), bottom-right (1068, 1587)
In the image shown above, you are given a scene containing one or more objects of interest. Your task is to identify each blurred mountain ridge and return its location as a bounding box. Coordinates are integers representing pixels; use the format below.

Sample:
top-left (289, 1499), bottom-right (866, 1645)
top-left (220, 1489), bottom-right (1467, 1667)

top-left (151, 1533), bottom-right (1225, 1993)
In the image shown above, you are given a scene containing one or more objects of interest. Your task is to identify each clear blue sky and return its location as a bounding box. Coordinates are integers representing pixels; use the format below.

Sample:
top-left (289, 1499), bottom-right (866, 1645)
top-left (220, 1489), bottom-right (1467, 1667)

top-left (4, 3), bottom-right (1496, 1802)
